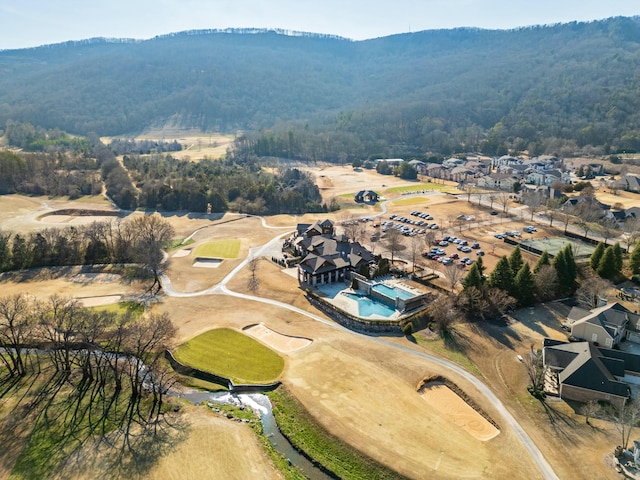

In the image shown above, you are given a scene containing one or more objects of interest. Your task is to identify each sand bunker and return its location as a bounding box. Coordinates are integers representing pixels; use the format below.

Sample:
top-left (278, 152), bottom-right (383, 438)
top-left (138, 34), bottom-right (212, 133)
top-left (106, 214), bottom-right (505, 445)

top-left (75, 295), bottom-right (122, 307)
top-left (71, 273), bottom-right (122, 283)
top-left (243, 323), bottom-right (312, 353)
top-left (419, 383), bottom-right (500, 441)
top-left (40, 209), bottom-right (119, 225)
top-left (192, 258), bottom-right (222, 268)
top-left (173, 249), bottom-right (192, 258)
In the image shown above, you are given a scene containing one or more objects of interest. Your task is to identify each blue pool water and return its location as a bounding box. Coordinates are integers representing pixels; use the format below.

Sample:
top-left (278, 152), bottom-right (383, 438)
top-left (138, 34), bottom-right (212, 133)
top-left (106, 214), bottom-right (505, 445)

top-left (372, 283), bottom-right (415, 300)
top-left (344, 293), bottom-right (397, 318)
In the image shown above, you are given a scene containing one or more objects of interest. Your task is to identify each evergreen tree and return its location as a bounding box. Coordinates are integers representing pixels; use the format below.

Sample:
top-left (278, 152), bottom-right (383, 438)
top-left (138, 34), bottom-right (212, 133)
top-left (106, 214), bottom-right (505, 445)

top-left (488, 256), bottom-right (514, 293)
top-left (631, 241), bottom-right (640, 274)
top-left (553, 249), bottom-right (570, 293)
top-left (514, 263), bottom-right (535, 306)
top-left (476, 255), bottom-right (485, 277)
top-left (597, 247), bottom-right (618, 280)
top-left (534, 250), bottom-right (550, 273)
top-left (590, 242), bottom-right (605, 270)
top-left (613, 242), bottom-right (623, 272)
top-left (0, 232), bottom-right (12, 272)
top-left (563, 245), bottom-right (577, 288)
top-left (508, 246), bottom-right (524, 274)
top-left (11, 234), bottom-right (31, 270)
top-left (462, 262), bottom-right (483, 290)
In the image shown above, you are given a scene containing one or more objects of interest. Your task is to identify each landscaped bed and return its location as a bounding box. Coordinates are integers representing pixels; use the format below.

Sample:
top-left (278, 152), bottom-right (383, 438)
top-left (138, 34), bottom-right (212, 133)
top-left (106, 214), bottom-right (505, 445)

top-left (173, 328), bottom-right (284, 384)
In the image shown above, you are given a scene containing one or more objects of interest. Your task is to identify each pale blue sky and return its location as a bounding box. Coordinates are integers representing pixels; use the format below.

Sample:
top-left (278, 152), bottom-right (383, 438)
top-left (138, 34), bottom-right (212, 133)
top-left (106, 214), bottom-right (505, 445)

top-left (0, 0), bottom-right (638, 50)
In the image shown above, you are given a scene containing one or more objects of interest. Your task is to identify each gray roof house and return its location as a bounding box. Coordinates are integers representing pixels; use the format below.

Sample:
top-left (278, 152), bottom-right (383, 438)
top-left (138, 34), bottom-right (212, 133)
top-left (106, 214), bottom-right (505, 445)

top-left (293, 219), bottom-right (375, 286)
top-left (569, 302), bottom-right (640, 348)
top-left (543, 339), bottom-right (631, 409)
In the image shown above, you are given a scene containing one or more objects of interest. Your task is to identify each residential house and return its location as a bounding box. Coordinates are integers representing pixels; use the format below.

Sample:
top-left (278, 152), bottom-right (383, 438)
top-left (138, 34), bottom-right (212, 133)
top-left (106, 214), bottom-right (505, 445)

top-left (476, 173), bottom-right (518, 191)
top-left (625, 207), bottom-right (640, 220)
top-left (543, 338), bottom-right (631, 409)
top-left (568, 302), bottom-right (640, 348)
top-left (354, 190), bottom-right (379, 203)
top-left (425, 163), bottom-right (448, 180)
top-left (450, 165), bottom-right (476, 183)
top-left (617, 174), bottom-right (640, 193)
top-left (408, 159), bottom-right (426, 175)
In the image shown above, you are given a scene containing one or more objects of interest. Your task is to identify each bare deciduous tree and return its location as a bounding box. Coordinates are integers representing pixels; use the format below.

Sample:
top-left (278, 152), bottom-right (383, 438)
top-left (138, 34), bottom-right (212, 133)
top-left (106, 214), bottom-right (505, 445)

top-left (595, 216), bottom-right (621, 244)
top-left (443, 263), bottom-right (464, 292)
top-left (247, 257), bottom-right (260, 293)
top-left (383, 228), bottom-right (406, 266)
top-left (610, 401), bottom-right (640, 450)
top-left (534, 265), bottom-right (559, 302)
top-left (497, 191), bottom-right (511, 214)
top-left (622, 217), bottom-right (640, 253)
top-left (522, 190), bottom-right (545, 221)
top-left (522, 345), bottom-right (545, 397)
top-left (129, 214), bottom-right (175, 294)
top-left (581, 400), bottom-right (601, 425)
top-left (426, 295), bottom-right (460, 336)
top-left (0, 293), bottom-right (34, 376)
top-left (576, 276), bottom-right (613, 310)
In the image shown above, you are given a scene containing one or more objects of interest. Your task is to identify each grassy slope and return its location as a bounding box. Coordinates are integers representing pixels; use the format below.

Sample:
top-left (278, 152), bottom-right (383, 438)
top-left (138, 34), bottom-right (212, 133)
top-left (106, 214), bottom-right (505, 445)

top-left (269, 386), bottom-right (407, 480)
top-left (173, 328), bottom-right (284, 384)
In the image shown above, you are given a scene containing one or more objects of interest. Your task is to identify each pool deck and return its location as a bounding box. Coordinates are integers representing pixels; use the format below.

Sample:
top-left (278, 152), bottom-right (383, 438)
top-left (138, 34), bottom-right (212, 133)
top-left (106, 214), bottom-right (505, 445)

top-left (313, 278), bottom-right (425, 321)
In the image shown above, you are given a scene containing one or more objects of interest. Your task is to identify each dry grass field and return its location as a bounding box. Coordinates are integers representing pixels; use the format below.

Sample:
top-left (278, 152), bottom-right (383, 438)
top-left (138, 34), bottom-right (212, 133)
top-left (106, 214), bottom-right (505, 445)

top-left (0, 164), bottom-right (628, 479)
top-left (102, 131), bottom-right (235, 161)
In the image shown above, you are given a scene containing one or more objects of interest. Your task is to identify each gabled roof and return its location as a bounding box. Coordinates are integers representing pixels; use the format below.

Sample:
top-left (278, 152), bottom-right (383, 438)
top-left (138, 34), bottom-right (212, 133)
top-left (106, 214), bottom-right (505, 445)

top-left (545, 341), bottom-right (630, 398)
top-left (558, 343), bottom-right (629, 397)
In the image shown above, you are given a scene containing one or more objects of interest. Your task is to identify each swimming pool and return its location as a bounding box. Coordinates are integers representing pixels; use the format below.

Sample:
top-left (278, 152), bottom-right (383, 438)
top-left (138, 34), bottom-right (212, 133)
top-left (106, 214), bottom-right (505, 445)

top-left (344, 293), bottom-right (397, 318)
top-left (372, 283), bottom-right (415, 300)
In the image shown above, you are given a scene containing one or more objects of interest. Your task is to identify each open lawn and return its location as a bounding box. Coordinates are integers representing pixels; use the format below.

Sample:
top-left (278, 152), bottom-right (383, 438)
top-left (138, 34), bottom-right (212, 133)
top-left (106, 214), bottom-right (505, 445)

top-left (173, 328), bottom-right (285, 384)
top-left (391, 196), bottom-right (431, 206)
top-left (193, 239), bottom-right (241, 259)
top-left (385, 182), bottom-right (459, 195)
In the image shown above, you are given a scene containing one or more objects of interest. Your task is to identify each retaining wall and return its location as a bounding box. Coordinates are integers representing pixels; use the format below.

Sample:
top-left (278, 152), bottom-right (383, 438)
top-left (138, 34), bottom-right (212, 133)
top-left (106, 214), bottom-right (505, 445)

top-left (164, 350), bottom-right (280, 392)
top-left (306, 294), bottom-right (403, 334)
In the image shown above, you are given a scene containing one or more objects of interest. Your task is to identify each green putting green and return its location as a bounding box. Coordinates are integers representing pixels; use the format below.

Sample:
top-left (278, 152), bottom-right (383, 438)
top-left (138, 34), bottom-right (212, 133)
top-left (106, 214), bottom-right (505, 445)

top-left (173, 328), bottom-right (284, 383)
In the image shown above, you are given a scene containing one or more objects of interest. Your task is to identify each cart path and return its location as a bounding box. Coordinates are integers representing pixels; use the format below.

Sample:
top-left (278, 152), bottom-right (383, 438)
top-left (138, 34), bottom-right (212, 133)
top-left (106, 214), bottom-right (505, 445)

top-left (162, 214), bottom-right (559, 480)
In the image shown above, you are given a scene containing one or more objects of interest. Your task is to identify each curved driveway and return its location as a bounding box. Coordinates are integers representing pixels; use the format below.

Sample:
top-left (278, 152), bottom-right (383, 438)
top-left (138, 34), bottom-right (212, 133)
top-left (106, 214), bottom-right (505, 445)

top-left (163, 214), bottom-right (559, 480)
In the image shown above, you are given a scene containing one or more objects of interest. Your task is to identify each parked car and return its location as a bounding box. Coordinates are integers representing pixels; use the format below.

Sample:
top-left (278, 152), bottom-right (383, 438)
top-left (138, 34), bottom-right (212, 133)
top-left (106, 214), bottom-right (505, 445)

top-left (439, 241), bottom-right (449, 246)
top-left (441, 257), bottom-right (454, 265)
top-left (460, 246), bottom-right (472, 253)
top-left (490, 211), bottom-right (498, 215)
top-left (430, 224), bottom-right (439, 229)
top-left (476, 250), bottom-right (485, 256)
top-left (471, 242), bottom-right (480, 249)
top-left (494, 233), bottom-right (505, 239)
top-left (449, 253), bottom-right (459, 259)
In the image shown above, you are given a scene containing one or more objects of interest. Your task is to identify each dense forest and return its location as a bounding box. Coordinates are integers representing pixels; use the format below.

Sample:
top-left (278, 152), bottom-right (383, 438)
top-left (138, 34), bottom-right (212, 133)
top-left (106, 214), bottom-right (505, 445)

top-left (1, 18), bottom-right (640, 157)
top-left (0, 127), bottom-right (329, 214)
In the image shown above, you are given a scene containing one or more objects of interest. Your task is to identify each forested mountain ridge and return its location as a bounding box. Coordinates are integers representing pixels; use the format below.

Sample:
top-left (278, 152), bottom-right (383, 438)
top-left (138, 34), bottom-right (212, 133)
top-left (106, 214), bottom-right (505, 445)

top-left (2, 18), bottom-right (640, 156)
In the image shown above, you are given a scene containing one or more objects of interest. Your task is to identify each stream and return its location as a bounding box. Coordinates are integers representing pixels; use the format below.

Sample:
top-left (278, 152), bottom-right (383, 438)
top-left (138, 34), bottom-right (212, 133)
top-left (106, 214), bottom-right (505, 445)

top-left (173, 389), bottom-right (332, 480)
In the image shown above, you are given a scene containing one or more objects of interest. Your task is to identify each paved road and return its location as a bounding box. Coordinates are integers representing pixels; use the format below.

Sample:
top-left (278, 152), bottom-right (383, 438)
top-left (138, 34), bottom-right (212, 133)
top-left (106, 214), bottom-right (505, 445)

top-left (162, 214), bottom-right (559, 480)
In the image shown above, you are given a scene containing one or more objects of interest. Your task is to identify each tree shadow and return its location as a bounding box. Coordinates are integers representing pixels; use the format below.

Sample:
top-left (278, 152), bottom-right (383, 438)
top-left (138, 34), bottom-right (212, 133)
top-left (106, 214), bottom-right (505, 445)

top-left (468, 320), bottom-right (522, 350)
top-left (442, 327), bottom-right (474, 354)
top-left (539, 398), bottom-right (580, 443)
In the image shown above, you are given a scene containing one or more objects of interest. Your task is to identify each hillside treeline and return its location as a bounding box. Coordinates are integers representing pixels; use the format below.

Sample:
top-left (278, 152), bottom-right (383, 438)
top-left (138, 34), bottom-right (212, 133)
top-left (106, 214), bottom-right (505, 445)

top-left (0, 219), bottom-right (158, 272)
top-left (122, 154), bottom-right (328, 214)
top-left (2, 18), bottom-right (640, 156)
top-left (1, 126), bottom-right (329, 214)
top-left (0, 150), bottom-right (102, 197)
